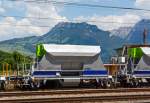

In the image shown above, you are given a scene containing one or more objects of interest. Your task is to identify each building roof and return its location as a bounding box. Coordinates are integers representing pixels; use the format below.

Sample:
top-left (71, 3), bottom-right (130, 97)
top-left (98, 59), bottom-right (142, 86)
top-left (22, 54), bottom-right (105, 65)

top-left (43, 44), bottom-right (101, 57)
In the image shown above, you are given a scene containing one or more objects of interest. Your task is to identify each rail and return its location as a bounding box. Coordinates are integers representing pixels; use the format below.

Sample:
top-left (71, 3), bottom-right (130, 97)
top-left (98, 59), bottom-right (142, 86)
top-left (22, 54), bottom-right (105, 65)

top-left (1, 88), bottom-right (150, 102)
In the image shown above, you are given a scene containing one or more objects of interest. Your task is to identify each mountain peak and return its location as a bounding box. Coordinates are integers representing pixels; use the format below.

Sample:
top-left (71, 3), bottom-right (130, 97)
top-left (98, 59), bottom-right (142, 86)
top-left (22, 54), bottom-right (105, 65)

top-left (53, 22), bottom-right (98, 30)
top-left (110, 26), bottom-right (132, 38)
top-left (125, 19), bottom-right (150, 44)
top-left (140, 19), bottom-right (150, 23)
top-left (40, 22), bottom-right (110, 44)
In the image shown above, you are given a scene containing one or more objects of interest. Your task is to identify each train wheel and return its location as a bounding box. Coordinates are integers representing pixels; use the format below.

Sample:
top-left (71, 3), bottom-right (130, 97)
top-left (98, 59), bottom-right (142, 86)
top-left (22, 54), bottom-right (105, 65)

top-left (130, 79), bottom-right (139, 88)
top-left (0, 81), bottom-right (5, 90)
top-left (34, 81), bottom-right (41, 89)
top-left (104, 79), bottom-right (112, 88)
top-left (100, 80), bottom-right (111, 88)
top-left (99, 80), bottom-right (104, 88)
top-left (3, 81), bottom-right (8, 90)
top-left (29, 82), bottom-right (35, 89)
top-left (138, 79), bottom-right (142, 87)
top-left (95, 80), bottom-right (101, 89)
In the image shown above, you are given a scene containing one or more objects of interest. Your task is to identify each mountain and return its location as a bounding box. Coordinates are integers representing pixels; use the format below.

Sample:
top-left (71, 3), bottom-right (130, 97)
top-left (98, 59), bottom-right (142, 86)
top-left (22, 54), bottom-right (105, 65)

top-left (126, 19), bottom-right (150, 44)
top-left (39, 22), bottom-right (111, 45)
top-left (110, 27), bottom-right (132, 39)
top-left (0, 22), bottom-right (124, 63)
top-left (0, 36), bottom-right (39, 56)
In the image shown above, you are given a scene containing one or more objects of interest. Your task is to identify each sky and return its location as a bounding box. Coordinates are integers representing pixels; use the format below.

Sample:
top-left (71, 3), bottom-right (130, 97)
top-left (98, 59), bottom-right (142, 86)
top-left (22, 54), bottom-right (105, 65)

top-left (0, 0), bottom-right (149, 41)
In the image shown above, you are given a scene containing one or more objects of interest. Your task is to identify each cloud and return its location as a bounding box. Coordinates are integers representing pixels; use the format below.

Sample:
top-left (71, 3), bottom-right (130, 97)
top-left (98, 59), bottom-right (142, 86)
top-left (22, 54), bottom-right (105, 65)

top-left (74, 13), bottom-right (140, 30)
top-left (135, 0), bottom-right (150, 9)
top-left (0, 1), bottom-right (68, 41)
top-left (25, 2), bottom-right (68, 34)
top-left (0, 17), bottom-right (35, 41)
top-left (0, 8), bottom-right (5, 13)
top-left (134, 0), bottom-right (150, 18)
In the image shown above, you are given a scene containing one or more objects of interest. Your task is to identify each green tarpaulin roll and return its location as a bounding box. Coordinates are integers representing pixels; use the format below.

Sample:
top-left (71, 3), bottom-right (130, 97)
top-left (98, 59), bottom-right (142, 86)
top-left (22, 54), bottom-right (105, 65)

top-left (128, 48), bottom-right (143, 59)
top-left (36, 44), bottom-right (45, 59)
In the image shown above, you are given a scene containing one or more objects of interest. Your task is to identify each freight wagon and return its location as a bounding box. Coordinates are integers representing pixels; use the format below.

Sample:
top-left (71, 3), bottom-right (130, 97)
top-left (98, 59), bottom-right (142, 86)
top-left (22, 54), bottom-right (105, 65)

top-left (30, 44), bottom-right (113, 88)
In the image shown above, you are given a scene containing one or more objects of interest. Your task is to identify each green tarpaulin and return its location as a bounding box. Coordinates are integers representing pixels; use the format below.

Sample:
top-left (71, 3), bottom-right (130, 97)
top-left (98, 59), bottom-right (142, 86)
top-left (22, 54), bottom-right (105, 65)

top-left (36, 44), bottom-right (45, 59)
top-left (128, 48), bottom-right (143, 59)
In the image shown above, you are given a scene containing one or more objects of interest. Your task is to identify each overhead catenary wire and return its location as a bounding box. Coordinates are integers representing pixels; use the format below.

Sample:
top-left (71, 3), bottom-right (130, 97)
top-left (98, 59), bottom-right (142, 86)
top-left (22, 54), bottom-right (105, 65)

top-left (6, 0), bottom-right (150, 12)
top-left (0, 16), bottom-right (148, 30)
top-left (0, 0), bottom-right (147, 23)
top-left (0, 18), bottom-right (142, 28)
top-left (0, 0), bottom-right (147, 29)
top-left (0, 14), bottom-right (140, 25)
top-left (0, 0), bottom-right (147, 26)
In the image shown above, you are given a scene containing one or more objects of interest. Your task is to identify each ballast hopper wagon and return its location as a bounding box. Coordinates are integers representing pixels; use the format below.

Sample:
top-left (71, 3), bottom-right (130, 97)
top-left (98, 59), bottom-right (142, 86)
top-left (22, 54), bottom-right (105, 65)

top-left (116, 45), bottom-right (150, 87)
top-left (31, 44), bottom-right (112, 88)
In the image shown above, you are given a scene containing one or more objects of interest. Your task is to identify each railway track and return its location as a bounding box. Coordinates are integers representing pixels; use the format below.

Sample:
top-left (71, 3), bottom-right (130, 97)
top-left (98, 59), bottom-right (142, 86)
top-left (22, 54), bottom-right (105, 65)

top-left (1, 94), bottom-right (150, 103)
top-left (1, 88), bottom-right (150, 97)
top-left (1, 88), bottom-right (150, 102)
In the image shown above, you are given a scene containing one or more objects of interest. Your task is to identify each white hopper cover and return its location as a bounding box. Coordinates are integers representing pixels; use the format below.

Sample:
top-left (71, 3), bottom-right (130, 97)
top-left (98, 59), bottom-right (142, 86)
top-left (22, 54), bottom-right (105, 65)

top-left (43, 44), bottom-right (101, 57)
top-left (141, 47), bottom-right (150, 56)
